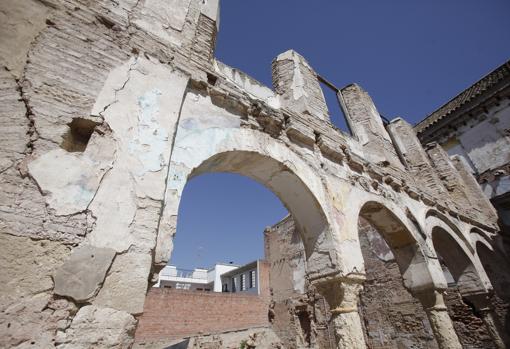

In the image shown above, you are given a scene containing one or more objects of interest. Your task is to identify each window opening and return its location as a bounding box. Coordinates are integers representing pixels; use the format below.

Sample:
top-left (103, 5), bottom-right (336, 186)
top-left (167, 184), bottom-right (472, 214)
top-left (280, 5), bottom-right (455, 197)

top-left (240, 274), bottom-right (246, 291)
top-left (249, 270), bottom-right (256, 288)
top-left (318, 76), bottom-right (353, 136)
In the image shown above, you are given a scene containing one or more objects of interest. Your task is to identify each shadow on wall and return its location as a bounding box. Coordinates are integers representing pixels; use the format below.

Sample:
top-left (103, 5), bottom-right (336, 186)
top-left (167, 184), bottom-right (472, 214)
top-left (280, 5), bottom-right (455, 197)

top-left (476, 242), bottom-right (510, 342)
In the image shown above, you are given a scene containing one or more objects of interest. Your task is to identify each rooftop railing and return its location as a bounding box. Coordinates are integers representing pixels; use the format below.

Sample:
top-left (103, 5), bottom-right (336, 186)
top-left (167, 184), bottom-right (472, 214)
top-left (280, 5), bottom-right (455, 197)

top-left (161, 267), bottom-right (208, 280)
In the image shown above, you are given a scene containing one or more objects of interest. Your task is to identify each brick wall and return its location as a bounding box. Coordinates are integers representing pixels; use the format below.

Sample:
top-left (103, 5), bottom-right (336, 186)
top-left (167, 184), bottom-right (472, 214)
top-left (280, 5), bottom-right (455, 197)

top-left (266, 216), bottom-right (501, 349)
top-left (134, 289), bottom-right (270, 344)
top-left (265, 216), bottom-right (334, 348)
top-left (358, 218), bottom-right (439, 348)
top-left (358, 218), bottom-right (498, 349)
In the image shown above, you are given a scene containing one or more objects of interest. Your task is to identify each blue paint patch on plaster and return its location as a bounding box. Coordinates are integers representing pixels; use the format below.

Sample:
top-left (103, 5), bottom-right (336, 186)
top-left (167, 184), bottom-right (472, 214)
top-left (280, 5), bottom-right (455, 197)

top-left (129, 88), bottom-right (169, 173)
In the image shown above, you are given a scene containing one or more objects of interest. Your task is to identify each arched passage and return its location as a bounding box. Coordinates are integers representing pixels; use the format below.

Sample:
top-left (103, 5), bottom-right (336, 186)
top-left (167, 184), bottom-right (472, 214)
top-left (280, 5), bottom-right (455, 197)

top-left (426, 214), bottom-right (507, 348)
top-left (357, 201), bottom-right (464, 349)
top-left (149, 122), bottom-right (339, 345)
top-left (189, 150), bottom-right (328, 259)
top-left (427, 215), bottom-right (487, 295)
top-left (155, 123), bottom-right (337, 277)
top-left (358, 201), bottom-right (438, 292)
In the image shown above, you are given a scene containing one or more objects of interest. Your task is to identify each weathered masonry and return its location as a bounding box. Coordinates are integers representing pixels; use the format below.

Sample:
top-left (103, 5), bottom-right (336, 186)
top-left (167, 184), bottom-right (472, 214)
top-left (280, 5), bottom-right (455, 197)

top-left (0, 0), bottom-right (508, 348)
top-left (415, 59), bottom-right (510, 255)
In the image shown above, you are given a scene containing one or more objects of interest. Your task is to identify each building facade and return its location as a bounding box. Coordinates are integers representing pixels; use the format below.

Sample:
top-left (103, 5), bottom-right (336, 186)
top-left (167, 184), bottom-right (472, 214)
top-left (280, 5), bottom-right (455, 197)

top-left (220, 260), bottom-right (263, 295)
top-left (156, 261), bottom-right (265, 295)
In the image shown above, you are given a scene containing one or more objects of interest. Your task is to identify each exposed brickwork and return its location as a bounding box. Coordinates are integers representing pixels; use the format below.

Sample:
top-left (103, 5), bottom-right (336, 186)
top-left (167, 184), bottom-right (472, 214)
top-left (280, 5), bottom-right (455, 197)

top-left (341, 84), bottom-right (402, 167)
top-left (476, 243), bottom-right (510, 341)
top-left (266, 216), bottom-right (503, 349)
top-left (358, 218), bottom-right (439, 349)
top-left (388, 118), bottom-right (447, 199)
top-left (1, 0), bottom-right (506, 347)
top-left (426, 143), bottom-right (474, 212)
top-left (444, 290), bottom-right (496, 349)
top-left (452, 156), bottom-right (498, 221)
top-left (272, 50), bottom-right (329, 121)
top-left (134, 289), bottom-right (270, 345)
top-left (265, 216), bottom-right (334, 348)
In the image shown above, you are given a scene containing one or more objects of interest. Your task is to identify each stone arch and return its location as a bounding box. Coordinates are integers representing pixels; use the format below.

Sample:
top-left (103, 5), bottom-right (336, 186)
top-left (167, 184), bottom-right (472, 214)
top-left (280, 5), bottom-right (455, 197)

top-left (426, 210), bottom-right (475, 254)
top-left (470, 228), bottom-right (494, 252)
top-left (189, 150), bottom-right (329, 257)
top-left (155, 126), bottom-right (337, 275)
top-left (357, 200), bottom-right (441, 293)
top-left (426, 214), bottom-right (489, 295)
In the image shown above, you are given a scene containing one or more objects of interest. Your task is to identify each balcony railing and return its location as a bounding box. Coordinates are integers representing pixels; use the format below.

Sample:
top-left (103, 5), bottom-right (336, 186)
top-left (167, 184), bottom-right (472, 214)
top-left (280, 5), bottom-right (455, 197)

top-left (161, 267), bottom-right (208, 280)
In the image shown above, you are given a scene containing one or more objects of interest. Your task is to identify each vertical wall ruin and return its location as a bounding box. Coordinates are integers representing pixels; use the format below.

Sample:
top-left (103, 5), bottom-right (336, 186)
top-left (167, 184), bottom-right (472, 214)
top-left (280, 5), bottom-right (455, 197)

top-left (0, 0), bottom-right (505, 348)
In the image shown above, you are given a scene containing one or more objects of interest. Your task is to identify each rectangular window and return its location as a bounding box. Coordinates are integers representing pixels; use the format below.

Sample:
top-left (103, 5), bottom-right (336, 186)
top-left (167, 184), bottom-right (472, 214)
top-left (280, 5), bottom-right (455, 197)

top-left (240, 274), bottom-right (246, 291)
top-left (249, 270), bottom-right (256, 288)
top-left (232, 278), bottom-right (236, 292)
top-left (318, 76), bottom-right (352, 136)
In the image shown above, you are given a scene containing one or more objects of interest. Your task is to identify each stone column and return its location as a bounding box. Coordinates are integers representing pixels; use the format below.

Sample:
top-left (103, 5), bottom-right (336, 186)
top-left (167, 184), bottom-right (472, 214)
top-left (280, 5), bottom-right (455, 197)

top-left (415, 290), bottom-right (462, 349)
top-left (466, 294), bottom-right (507, 349)
top-left (313, 275), bottom-right (366, 349)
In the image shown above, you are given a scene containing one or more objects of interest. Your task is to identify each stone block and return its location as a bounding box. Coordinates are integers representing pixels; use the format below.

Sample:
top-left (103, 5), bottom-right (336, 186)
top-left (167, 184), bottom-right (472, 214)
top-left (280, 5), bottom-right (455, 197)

top-left (93, 252), bottom-right (152, 315)
top-left (56, 305), bottom-right (136, 349)
top-left (53, 245), bottom-right (116, 302)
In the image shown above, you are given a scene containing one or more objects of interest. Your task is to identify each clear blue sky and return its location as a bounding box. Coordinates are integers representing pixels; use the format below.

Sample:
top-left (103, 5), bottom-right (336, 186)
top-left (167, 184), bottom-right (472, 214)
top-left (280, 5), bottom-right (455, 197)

top-left (170, 0), bottom-right (510, 269)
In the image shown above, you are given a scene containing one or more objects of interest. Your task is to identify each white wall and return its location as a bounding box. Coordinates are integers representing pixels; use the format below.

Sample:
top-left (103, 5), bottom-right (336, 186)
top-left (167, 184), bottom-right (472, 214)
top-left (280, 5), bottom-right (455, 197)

top-left (446, 104), bottom-right (510, 176)
top-left (210, 264), bottom-right (238, 292)
top-left (222, 267), bottom-right (259, 295)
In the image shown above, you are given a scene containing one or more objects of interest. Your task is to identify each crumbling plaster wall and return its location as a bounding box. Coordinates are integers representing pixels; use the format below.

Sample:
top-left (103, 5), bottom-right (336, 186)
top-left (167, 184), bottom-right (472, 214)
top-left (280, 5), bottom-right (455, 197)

top-left (0, 0), bottom-right (218, 347)
top-left (0, 0), bottom-right (503, 347)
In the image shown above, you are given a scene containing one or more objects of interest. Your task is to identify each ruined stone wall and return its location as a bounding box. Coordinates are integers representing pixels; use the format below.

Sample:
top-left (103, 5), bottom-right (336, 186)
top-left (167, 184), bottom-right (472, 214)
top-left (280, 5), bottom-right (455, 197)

top-left (443, 290), bottom-right (496, 349)
top-left (267, 216), bottom-right (502, 349)
top-left (134, 289), bottom-right (270, 347)
top-left (0, 0), bottom-right (504, 347)
top-left (265, 216), bottom-right (334, 349)
top-left (357, 218), bottom-right (439, 349)
top-left (476, 242), bottom-right (510, 337)
top-left (0, 0), bottom-right (219, 347)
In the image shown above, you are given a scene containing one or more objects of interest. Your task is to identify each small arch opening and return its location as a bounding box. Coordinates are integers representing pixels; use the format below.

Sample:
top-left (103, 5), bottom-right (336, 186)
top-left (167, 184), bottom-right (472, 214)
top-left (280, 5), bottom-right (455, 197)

top-left (357, 202), bottom-right (438, 347)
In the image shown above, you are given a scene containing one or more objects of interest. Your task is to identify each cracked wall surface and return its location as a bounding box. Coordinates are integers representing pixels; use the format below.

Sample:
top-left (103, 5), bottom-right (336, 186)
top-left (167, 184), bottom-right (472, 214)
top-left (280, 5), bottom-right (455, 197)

top-left (0, 0), bottom-right (507, 348)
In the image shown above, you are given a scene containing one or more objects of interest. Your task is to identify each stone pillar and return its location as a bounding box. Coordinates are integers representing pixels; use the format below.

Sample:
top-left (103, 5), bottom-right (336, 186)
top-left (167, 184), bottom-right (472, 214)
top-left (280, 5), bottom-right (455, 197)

top-left (313, 276), bottom-right (366, 349)
top-left (272, 50), bottom-right (330, 122)
top-left (415, 290), bottom-right (462, 349)
top-left (465, 293), bottom-right (507, 349)
top-left (340, 84), bottom-right (403, 168)
top-left (387, 118), bottom-right (447, 197)
top-left (451, 155), bottom-right (499, 223)
top-left (426, 142), bottom-right (472, 208)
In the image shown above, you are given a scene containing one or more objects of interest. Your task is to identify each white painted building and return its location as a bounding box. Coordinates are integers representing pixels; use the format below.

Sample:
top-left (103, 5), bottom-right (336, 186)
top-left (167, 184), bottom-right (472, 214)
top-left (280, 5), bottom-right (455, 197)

top-left (220, 260), bottom-right (262, 295)
top-left (155, 263), bottom-right (238, 291)
top-left (155, 261), bottom-right (264, 295)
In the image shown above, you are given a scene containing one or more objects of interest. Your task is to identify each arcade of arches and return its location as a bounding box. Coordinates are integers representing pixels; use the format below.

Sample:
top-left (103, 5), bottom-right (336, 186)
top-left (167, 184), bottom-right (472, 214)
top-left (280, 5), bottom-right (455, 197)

top-left (0, 0), bottom-right (509, 348)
